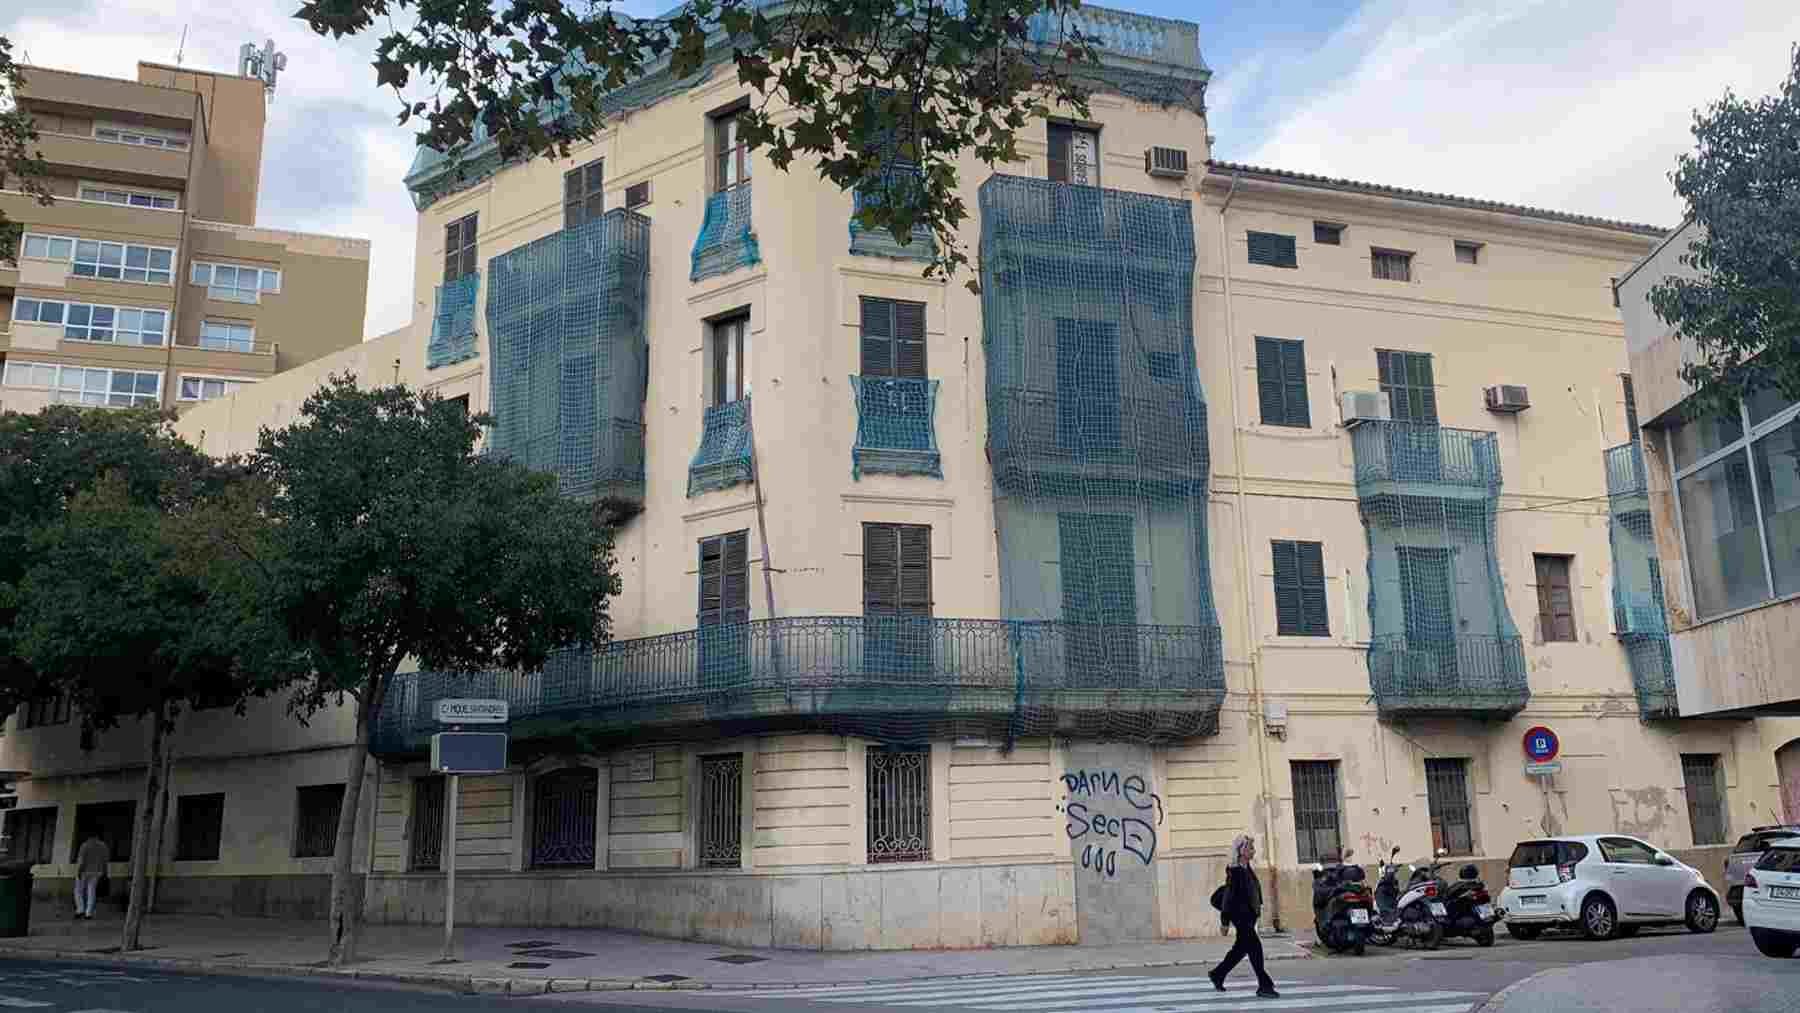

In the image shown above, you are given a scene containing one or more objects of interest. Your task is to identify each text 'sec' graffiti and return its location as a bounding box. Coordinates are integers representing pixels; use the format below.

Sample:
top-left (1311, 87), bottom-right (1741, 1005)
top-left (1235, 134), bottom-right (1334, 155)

top-left (1058, 769), bottom-right (1164, 879)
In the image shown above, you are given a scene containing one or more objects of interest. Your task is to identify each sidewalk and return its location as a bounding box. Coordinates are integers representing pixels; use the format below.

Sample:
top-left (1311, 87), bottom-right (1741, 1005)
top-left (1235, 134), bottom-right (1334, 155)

top-left (0, 911), bottom-right (1312, 995)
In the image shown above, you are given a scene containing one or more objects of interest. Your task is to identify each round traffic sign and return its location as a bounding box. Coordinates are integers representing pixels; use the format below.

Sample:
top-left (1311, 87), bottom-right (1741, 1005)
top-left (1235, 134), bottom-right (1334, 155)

top-left (1523, 726), bottom-right (1559, 762)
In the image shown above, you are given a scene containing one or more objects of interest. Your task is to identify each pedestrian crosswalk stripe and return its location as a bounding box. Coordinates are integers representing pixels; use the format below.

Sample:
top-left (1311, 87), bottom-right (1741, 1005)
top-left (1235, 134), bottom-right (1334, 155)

top-left (0, 998), bottom-right (52, 1009)
top-left (957, 985), bottom-right (1388, 1010)
top-left (772, 976), bottom-right (1146, 998)
top-left (856, 979), bottom-right (1338, 1005)
top-left (1026, 991), bottom-right (1483, 1013)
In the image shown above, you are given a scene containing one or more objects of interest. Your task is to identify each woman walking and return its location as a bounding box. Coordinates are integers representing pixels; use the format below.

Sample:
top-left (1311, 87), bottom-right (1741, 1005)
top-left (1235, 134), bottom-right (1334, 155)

top-left (1209, 833), bottom-right (1279, 997)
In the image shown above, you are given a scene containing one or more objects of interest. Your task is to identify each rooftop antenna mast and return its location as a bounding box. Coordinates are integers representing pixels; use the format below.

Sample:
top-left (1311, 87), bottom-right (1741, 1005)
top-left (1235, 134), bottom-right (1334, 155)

top-left (237, 38), bottom-right (289, 103)
top-left (175, 26), bottom-right (188, 66)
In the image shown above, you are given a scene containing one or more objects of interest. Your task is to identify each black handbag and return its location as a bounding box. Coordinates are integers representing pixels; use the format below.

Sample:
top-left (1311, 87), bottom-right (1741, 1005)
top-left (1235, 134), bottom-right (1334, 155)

top-left (1210, 883), bottom-right (1226, 911)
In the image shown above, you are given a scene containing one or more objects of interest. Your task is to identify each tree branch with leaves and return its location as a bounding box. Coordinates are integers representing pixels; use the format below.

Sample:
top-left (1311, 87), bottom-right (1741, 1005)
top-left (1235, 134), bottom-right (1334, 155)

top-left (296, 0), bottom-right (1106, 287)
top-left (0, 35), bottom-right (54, 264)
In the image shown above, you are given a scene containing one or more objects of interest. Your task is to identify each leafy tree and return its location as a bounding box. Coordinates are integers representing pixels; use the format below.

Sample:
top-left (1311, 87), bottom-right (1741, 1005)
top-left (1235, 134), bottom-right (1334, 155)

top-left (1650, 44), bottom-right (1800, 419)
top-left (232, 375), bottom-right (622, 965)
top-left (14, 467), bottom-right (288, 952)
top-left (0, 35), bottom-right (54, 263)
top-left (0, 407), bottom-right (214, 714)
top-left (297, 0), bottom-right (1110, 287)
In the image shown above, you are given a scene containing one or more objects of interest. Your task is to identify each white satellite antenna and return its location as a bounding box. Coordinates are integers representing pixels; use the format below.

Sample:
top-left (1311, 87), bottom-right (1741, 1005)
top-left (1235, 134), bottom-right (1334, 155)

top-left (238, 38), bottom-right (289, 101)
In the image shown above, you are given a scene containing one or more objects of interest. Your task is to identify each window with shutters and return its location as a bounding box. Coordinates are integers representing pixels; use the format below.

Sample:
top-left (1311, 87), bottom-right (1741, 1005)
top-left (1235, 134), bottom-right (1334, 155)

top-left (1313, 222), bottom-right (1344, 246)
top-left (860, 297), bottom-right (927, 378)
top-left (1533, 554), bottom-right (1576, 643)
top-left (1255, 336), bottom-right (1310, 428)
top-left (1371, 247), bottom-right (1413, 281)
top-left (410, 775), bottom-right (446, 872)
top-left (698, 531), bottom-right (751, 683)
top-left (1271, 540), bottom-right (1329, 637)
top-left (292, 784), bottom-right (344, 859)
top-left (564, 159), bottom-right (604, 229)
top-left (1425, 759), bottom-right (1474, 855)
top-left (175, 793), bottom-right (225, 862)
top-left (1060, 513), bottom-right (1140, 683)
top-left (1046, 122), bottom-right (1100, 185)
top-left (863, 523), bottom-right (933, 675)
top-left (444, 213), bottom-right (477, 282)
top-left (1247, 230), bottom-right (1298, 268)
top-left (1377, 349), bottom-right (1438, 424)
top-left (1682, 754), bottom-right (1727, 846)
top-left (6, 807), bottom-right (56, 865)
top-left (1621, 374), bottom-right (1640, 441)
top-left (1290, 761), bottom-right (1342, 864)
top-left (709, 313), bottom-right (750, 406)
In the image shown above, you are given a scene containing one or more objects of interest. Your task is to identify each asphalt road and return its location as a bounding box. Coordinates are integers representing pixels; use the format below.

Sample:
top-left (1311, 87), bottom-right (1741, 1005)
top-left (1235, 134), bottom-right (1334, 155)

top-left (0, 923), bottom-right (1782, 1013)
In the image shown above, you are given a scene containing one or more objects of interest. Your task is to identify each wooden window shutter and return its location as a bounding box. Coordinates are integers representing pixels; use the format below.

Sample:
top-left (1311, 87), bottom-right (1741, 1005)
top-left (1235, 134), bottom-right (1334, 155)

top-left (1256, 338), bottom-right (1285, 425)
top-left (898, 525), bottom-right (932, 615)
top-left (1534, 555), bottom-right (1576, 642)
top-left (1622, 374), bottom-right (1640, 441)
top-left (1272, 540), bottom-right (1302, 635)
top-left (1256, 337), bottom-right (1310, 427)
top-left (722, 531), bottom-right (749, 624)
top-left (894, 301), bottom-right (926, 378)
top-left (699, 536), bottom-right (724, 625)
top-left (1047, 123), bottom-right (1072, 183)
top-left (863, 525), bottom-right (899, 615)
top-left (1247, 231), bottom-right (1298, 268)
top-left (1298, 541), bottom-right (1329, 635)
top-left (861, 297), bottom-right (894, 376)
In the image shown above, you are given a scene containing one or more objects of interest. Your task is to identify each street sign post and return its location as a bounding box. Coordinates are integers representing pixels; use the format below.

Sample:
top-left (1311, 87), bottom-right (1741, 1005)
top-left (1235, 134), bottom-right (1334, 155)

top-left (1523, 726), bottom-right (1561, 780)
top-left (1524, 760), bottom-right (1563, 775)
top-left (431, 701), bottom-right (508, 963)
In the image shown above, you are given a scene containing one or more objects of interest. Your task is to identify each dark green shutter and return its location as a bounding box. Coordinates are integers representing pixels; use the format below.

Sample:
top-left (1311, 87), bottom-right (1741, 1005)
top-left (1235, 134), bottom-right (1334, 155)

top-left (861, 297), bottom-right (894, 376)
top-left (1378, 349), bottom-right (1438, 424)
top-left (1247, 231), bottom-right (1298, 268)
top-left (1273, 540), bottom-right (1329, 636)
top-left (864, 525), bottom-right (898, 616)
top-left (1272, 540), bottom-right (1301, 635)
top-left (894, 301), bottom-right (926, 377)
top-left (1256, 337), bottom-right (1310, 427)
top-left (699, 532), bottom-right (749, 625)
top-left (1047, 123), bottom-right (1071, 182)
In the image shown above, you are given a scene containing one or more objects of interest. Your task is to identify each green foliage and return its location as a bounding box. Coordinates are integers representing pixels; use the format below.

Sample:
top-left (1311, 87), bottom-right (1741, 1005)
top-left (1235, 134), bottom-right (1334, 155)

top-left (295, 0), bottom-right (1101, 288)
top-left (1650, 44), bottom-right (1800, 420)
top-left (0, 35), bottom-right (54, 263)
top-left (244, 373), bottom-right (623, 719)
top-left (0, 407), bottom-right (217, 713)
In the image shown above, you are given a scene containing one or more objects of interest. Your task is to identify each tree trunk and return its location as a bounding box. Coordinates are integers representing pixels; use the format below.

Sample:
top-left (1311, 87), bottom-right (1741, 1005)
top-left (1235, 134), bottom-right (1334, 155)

top-left (146, 713), bottom-right (180, 914)
top-left (122, 702), bottom-right (170, 951)
top-left (326, 673), bottom-right (384, 967)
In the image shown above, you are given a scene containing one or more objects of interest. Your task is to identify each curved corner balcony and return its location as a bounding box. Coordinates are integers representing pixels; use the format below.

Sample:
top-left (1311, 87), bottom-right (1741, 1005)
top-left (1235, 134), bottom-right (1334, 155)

top-left (1351, 420), bottom-right (1501, 502)
top-left (1367, 633), bottom-right (1528, 719)
top-left (371, 617), bottom-right (1225, 757)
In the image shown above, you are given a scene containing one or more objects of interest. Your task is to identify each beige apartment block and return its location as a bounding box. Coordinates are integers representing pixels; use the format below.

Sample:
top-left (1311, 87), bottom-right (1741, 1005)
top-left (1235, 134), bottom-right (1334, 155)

top-left (7, 6), bottom-right (1800, 946)
top-left (0, 60), bottom-right (369, 415)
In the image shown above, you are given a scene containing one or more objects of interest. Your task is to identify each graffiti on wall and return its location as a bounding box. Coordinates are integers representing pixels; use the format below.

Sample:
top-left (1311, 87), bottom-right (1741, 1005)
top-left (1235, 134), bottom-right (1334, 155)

top-left (1059, 769), bottom-right (1165, 879)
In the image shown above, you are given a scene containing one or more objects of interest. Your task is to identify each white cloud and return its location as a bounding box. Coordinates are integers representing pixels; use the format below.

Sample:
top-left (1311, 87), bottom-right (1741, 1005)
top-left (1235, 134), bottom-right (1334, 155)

top-left (1232, 0), bottom-right (1800, 228)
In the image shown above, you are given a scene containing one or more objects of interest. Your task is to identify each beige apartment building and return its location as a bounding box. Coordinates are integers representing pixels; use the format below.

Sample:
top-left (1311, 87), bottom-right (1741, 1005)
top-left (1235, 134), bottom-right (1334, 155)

top-left (0, 60), bottom-right (369, 413)
top-left (6, 5), bottom-right (1799, 948)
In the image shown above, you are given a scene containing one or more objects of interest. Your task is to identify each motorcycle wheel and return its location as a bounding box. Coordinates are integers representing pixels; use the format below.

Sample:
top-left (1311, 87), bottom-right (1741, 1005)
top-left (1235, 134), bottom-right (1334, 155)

top-left (1422, 922), bottom-right (1444, 950)
top-left (1353, 941), bottom-right (1366, 956)
top-left (1474, 927), bottom-right (1495, 948)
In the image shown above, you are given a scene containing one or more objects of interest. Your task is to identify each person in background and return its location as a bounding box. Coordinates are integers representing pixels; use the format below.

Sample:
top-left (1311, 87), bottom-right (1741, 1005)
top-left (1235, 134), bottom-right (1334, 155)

top-left (1209, 833), bottom-right (1279, 998)
top-left (74, 832), bottom-right (108, 920)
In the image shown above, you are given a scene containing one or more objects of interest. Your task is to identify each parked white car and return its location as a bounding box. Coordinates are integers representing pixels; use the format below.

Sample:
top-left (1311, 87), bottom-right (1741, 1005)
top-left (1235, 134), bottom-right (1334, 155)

top-left (1497, 834), bottom-right (1721, 940)
top-left (1742, 834), bottom-right (1800, 957)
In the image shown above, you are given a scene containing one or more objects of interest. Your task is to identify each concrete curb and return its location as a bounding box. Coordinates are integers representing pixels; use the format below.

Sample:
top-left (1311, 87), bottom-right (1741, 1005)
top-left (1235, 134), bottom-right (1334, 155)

top-left (0, 940), bottom-right (1314, 996)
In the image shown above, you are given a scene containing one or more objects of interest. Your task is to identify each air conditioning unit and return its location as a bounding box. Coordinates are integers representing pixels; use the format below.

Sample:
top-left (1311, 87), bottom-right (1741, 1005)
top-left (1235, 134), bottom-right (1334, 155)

top-left (1484, 384), bottom-right (1531, 413)
top-left (1340, 390), bottom-right (1391, 426)
top-left (1144, 146), bottom-right (1189, 179)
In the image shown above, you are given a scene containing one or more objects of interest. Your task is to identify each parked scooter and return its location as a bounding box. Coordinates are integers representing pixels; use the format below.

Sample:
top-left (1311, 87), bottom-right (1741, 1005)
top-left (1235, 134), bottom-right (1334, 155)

top-left (1370, 846), bottom-right (1447, 949)
top-left (1416, 858), bottom-right (1502, 946)
top-left (1311, 848), bottom-right (1375, 955)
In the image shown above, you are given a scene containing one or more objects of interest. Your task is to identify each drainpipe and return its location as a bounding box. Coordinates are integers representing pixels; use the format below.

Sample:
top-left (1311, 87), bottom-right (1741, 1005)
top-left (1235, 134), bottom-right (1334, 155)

top-left (1216, 170), bottom-right (1283, 932)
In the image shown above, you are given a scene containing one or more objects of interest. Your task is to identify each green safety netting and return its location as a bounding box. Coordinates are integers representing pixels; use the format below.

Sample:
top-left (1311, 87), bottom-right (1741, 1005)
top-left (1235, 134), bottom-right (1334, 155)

top-left (1351, 420), bottom-right (1527, 717)
top-left (976, 173), bottom-right (1225, 740)
top-left (850, 376), bottom-right (942, 479)
top-left (849, 166), bottom-right (935, 261)
top-left (690, 183), bottom-right (760, 281)
top-left (1605, 440), bottom-right (1677, 718)
top-left (688, 397), bottom-right (755, 496)
top-left (485, 208), bottom-right (651, 503)
top-left (427, 272), bottom-right (481, 369)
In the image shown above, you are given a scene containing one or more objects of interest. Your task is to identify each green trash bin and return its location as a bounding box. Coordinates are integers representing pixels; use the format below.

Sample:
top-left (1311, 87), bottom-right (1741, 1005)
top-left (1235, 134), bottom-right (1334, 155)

top-left (0, 859), bottom-right (34, 937)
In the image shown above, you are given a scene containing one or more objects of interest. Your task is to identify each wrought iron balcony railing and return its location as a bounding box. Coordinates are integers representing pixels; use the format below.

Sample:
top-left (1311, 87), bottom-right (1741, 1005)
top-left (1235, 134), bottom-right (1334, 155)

top-left (372, 616), bottom-right (1226, 756)
top-left (1351, 420), bottom-right (1501, 493)
top-left (1367, 633), bottom-right (1528, 718)
top-left (690, 183), bottom-right (759, 282)
top-left (851, 376), bottom-right (941, 478)
top-left (987, 386), bottom-right (1207, 481)
top-left (688, 397), bottom-right (754, 496)
top-left (1605, 440), bottom-right (1648, 498)
top-left (427, 272), bottom-right (480, 370)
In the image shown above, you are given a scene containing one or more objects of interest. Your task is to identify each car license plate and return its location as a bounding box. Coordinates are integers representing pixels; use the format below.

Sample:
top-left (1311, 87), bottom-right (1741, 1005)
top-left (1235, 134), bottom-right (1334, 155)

top-left (1519, 895), bottom-right (1546, 907)
top-left (1429, 902), bottom-right (1448, 918)
top-left (1349, 909), bottom-right (1370, 924)
top-left (1476, 904), bottom-right (1495, 919)
top-left (1771, 886), bottom-right (1800, 900)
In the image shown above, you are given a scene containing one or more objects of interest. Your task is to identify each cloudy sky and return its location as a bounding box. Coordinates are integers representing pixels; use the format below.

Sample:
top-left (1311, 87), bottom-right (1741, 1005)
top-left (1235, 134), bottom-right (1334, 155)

top-left (4, 0), bottom-right (1797, 339)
